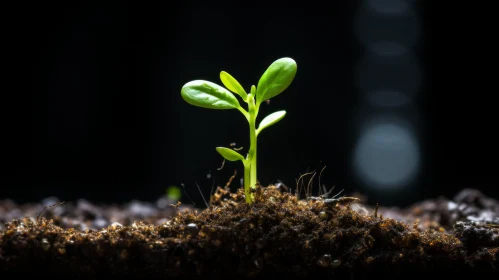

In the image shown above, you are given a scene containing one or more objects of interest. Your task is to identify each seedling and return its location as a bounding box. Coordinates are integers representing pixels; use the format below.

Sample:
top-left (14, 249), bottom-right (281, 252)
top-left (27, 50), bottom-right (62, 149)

top-left (181, 57), bottom-right (297, 204)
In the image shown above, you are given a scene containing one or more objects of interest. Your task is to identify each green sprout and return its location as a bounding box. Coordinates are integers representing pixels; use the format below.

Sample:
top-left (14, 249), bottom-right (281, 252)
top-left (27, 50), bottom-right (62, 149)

top-left (165, 185), bottom-right (182, 201)
top-left (180, 57), bottom-right (297, 204)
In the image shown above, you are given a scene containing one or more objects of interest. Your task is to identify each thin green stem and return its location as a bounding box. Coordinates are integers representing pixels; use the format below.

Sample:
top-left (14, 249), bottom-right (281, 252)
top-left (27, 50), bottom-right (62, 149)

top-left (243, 161), bottom-right (252, 203)
top-left (244, 94), bottom-right (258, 203)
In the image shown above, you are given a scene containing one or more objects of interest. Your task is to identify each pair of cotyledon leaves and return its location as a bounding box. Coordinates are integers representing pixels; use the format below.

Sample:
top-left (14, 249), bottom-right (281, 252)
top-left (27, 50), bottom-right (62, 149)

top-left (181, 57), bottom-right (297, 162)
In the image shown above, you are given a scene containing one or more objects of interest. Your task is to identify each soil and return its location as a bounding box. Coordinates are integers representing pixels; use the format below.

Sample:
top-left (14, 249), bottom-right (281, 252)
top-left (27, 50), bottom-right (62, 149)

top-left (1, 186), bottom-right (498, 279)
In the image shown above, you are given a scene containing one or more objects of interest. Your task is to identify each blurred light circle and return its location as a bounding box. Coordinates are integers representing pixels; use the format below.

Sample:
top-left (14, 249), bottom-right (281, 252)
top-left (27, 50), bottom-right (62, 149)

top-left (356, 52), bottom-right (421, 99)
top-left (356, 6), bottom-right (420, 47)
top-left (353, 119), bottom-right (420, 189)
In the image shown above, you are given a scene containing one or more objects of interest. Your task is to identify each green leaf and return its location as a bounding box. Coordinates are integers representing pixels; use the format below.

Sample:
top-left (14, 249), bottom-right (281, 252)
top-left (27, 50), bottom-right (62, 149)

top-left (256, 110), bottom-right (286, 136)
top-left (181, 80), bottom-right (240, 109)
top-left (256, 57), bottom-right (297, 104)
top-left (220, 71), bottom-right (248, 101)
top-left (166, 186), bottom-right (182, 201)
top-left (216, 147), bottom-right (245, 161)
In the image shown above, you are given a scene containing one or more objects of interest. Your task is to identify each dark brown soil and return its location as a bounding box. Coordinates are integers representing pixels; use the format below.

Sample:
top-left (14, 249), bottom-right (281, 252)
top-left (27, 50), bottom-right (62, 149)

top-left (1, 186), bottom-right (498, 278)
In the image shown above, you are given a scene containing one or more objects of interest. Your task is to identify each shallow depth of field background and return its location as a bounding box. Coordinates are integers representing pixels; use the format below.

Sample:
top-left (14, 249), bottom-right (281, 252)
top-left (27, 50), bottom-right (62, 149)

top-left (3, 1), bottom-right (497, 207)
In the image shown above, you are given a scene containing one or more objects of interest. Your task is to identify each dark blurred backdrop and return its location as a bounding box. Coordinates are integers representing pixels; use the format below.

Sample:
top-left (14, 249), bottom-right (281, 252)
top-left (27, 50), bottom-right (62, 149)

top-left (2, 1), bottom-right (497, 207)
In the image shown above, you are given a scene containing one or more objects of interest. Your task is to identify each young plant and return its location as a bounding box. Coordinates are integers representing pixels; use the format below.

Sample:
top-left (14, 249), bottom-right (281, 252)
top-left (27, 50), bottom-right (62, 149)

top-left (180, 57), bottom-right (297, 204)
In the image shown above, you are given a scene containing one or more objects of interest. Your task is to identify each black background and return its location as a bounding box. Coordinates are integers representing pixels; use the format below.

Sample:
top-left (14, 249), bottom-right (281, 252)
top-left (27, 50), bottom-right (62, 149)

top-left (2, 1), bottom-right (497, 207)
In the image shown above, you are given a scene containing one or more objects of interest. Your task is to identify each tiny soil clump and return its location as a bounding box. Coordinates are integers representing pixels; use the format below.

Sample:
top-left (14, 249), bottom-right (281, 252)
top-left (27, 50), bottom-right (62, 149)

top-left (1, 185), bottom-right (498, 278)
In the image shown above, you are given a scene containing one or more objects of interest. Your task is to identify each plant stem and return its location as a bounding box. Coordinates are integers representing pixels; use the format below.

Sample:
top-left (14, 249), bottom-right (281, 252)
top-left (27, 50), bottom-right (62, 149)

top-left (243, 161), bottom-right (252, 203)
top-left (244, 94), bottom-right (258, 204)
